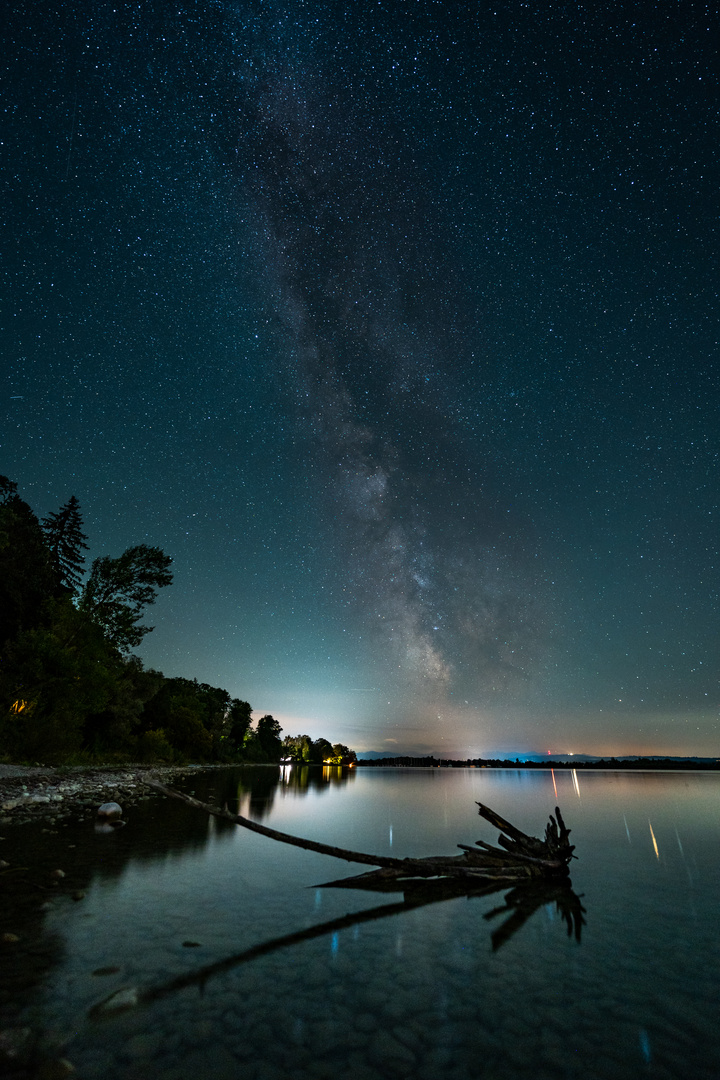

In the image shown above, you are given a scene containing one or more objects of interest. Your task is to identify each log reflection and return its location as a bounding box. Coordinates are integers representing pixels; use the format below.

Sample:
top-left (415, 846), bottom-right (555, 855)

top-left (90, 873), bottom-right (585, 1019)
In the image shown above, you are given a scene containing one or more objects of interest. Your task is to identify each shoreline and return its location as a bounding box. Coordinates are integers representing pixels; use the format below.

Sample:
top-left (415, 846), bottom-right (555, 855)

top-left (0, 763), bottom-right (230, 827)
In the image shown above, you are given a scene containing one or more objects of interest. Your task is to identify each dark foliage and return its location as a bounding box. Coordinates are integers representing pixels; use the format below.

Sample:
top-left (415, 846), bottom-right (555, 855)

top-left (79, 545), bottom-right (173, 653)
top-left (0, 476), bottom-right (355, 766)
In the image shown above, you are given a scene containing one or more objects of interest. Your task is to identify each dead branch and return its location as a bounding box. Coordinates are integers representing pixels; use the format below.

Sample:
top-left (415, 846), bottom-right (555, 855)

top-left (141, 778), bottom-right (575, 882)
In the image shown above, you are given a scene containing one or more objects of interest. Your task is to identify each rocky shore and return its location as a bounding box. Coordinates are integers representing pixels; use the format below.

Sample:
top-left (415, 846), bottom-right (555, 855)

top-left (0, 764), bottom-right (212, 827)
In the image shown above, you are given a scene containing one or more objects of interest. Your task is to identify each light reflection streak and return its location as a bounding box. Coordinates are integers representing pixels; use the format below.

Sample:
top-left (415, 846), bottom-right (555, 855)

top-left (648, 820), bottom-right (659, 859)
top-left (623, 814), bottom-right (631, 843)
top-left (572, 769), bottom-right (581, 799)
top-left (551, 769), bottom-right (558, 800)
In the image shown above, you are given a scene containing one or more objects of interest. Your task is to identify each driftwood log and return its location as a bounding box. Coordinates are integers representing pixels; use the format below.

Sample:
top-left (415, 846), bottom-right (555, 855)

top-left (89, 781), bottom-right (584, 1016)
top-left (141, 777), bottom-right (575, 883)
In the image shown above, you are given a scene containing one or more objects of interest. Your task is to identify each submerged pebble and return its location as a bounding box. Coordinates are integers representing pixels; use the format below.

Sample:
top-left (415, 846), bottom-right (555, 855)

top-left (91, 987), bottom-right (139, 1015)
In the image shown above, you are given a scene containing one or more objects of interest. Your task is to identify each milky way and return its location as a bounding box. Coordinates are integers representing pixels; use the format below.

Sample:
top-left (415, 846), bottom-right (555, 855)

top-left (2, 1), bottom-right (718, 755)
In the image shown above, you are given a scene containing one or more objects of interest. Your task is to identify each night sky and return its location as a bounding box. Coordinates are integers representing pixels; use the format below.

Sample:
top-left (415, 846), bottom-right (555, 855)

top-left (3, 1), bottom-right (718, 757)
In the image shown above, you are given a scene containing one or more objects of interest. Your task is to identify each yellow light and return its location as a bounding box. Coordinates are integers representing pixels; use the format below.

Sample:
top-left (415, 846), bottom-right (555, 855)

top-left (649, 820), bottom-right (660, 859)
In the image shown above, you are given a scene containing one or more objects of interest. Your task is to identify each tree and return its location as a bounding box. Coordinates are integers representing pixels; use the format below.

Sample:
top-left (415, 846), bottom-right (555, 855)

top-left (0, 475), bottom-right (18, 505)
top-left (0, 490), bottom-right (57, 651)
top-left (82, 657), bottom-right (164, 755)
top-left (41, 495), bottom-right (89, 594)
top-left (228, 699), bottom-right (253, 753)
top-left (0, 601), bottom-right (117, 760)
top-left (313, 737), bottom-right (334, 763)
top-left (331, 743), bottom-right (357, 765)
top-left (79, 545), bottom-right (173, 653)
top-left (282, 733), bottom-right (313, 762)
top-left (256, 714), bottom-right (283, 761)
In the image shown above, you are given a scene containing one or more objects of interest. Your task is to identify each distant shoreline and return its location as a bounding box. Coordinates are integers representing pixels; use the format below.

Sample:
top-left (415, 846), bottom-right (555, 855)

top-left (356, 756), bottom-right (720, 770)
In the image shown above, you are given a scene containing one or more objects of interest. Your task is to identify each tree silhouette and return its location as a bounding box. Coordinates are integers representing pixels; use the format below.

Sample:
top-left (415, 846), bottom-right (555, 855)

top-left (41, 495), bottom-right (89, 594)
top-left (0, 489), bottom-right (56, 650)
top-left (0, 475), bottom-right (18, 505)
top-left (80, 545), bottom-right (173, 653)
top-left (256, 714), bottom-right (283, 760)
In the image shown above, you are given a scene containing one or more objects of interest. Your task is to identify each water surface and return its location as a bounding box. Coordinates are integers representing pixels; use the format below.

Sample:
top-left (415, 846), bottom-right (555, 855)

top-left (2, 766), bottom-right (719, 1079)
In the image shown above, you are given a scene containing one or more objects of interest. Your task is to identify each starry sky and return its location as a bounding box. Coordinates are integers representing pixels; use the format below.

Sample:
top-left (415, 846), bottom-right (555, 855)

top-left (2, 0), bottom-right (718, 757)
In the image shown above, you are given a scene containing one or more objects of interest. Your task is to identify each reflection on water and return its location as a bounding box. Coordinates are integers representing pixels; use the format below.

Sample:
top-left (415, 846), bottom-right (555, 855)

top-left (2, 767), bottom-right (720, 1080)
top-left (232, 762), bottom-right (356, 819)
top-left (89, 873), bottom-right (585, 1019)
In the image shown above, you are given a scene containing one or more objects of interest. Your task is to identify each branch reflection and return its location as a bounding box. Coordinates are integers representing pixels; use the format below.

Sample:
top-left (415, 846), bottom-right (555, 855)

top-left (91, 873), bottom-right (585, 1018)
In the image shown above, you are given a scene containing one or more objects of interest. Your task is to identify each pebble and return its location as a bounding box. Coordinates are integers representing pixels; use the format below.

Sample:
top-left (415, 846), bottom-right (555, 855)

top-left (0, 765), bottom-right (196, 825)
top-left (36, 1059), bottom-right (76, 1079)
top-left (126, 1031), bottom-right (163, 1059)
top-left (368, 1030), bottom-right (416, 1067)
top-left (0, 1026), bottom-right (32, 1058)
top-left (92, 987), bottom-right (139, 1015)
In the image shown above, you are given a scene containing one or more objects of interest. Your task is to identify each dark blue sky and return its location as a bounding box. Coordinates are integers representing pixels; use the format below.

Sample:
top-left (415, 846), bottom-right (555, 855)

top-left (2, 0), bottom-right (718, 756)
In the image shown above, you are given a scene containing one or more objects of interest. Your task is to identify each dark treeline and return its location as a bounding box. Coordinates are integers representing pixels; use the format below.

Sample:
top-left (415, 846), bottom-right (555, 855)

top-left (0, 477), bottom-right (354, 766)
top-left (358, 756), bottom-right (720, 770)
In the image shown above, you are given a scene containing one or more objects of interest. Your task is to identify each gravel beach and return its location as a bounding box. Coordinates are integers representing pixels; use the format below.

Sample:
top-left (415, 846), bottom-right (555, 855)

top-left (0, 763), bottom-right (211, 826)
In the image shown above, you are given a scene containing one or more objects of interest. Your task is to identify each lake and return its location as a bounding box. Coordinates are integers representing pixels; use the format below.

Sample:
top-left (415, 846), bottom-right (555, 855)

top-left (2, 766), bottom-right (720, 1079)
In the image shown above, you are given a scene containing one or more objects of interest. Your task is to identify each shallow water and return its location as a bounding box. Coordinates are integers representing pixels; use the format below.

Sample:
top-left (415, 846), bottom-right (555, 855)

top-left (2, 766), bottom-right (720, 1079)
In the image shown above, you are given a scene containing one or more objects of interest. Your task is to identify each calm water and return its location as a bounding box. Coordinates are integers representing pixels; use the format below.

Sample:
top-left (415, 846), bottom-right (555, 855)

top-left (3, 766), bottom-right (720, 1079)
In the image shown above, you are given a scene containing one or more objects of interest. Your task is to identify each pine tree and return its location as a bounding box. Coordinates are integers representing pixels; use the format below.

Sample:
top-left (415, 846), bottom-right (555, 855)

top-left (41, 495), bottom-right (89, 594)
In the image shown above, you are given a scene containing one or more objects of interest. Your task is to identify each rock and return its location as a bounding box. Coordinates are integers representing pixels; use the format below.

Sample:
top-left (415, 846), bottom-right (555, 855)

top-left (0, 1026), bottom-right (32, 1059)
top-left (97, 801), bottom-right (122, 819)
top-left (91, 987), bottom-right (139, 1016)
top-left (50, 869), bottom-right (66, 879)
top-left (71, 891), bottom-right (86, 902)
top-left (126, 1032), bottom-right (163, 1059)
top-left (36, 1058), bottom-right (76, 1079)
top-left (1, 933), bottom-right (20, 944)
